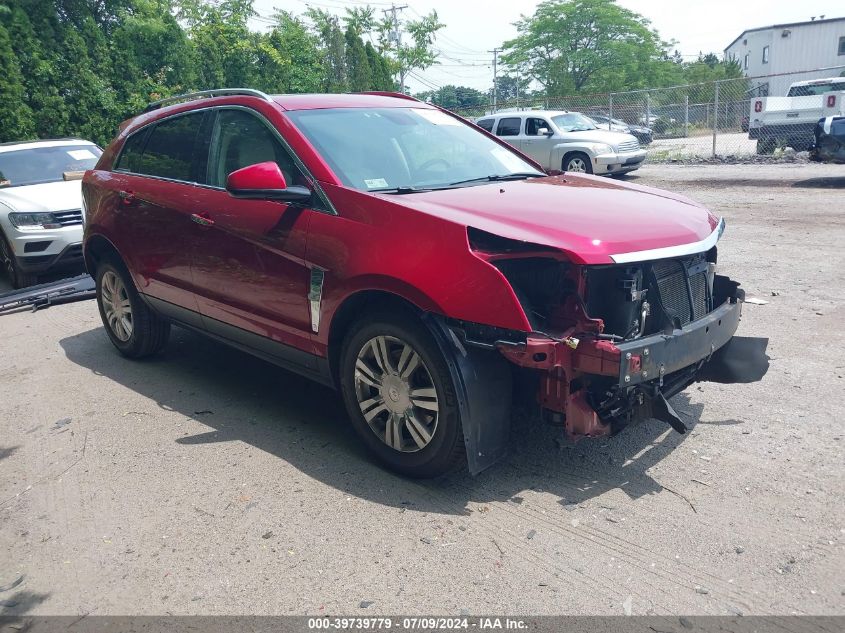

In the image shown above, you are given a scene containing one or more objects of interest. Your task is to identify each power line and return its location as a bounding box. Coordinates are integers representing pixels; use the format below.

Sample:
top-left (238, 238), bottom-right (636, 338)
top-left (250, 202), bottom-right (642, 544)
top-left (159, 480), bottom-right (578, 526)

top-left (488, 48), bottom-right (501, 111)
top-left (382, 4), bottom-right (409, 92)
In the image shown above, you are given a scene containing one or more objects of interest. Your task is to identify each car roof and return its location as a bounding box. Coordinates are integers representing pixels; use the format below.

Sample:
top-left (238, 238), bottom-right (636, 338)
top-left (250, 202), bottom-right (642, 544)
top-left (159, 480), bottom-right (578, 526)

top-left (271, 93), bottom-right (434, 111)
top-left (481, 110), bottom-right (570, 118)
top-left (0, 138), bottom-right (97, 154)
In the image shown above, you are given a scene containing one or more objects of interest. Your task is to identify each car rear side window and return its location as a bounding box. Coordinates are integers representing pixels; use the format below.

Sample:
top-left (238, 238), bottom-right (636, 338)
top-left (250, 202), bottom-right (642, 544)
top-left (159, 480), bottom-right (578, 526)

top-left (208, 109), bottom-right (305, 189)
top-left (114, 130), bottom-right (148, 173)
top-left (496, 118), bottom-right (521, 137)
top-left (135, 112), bottom-right (205, 182)
top-left (476, 119), bottom-right (494, 132)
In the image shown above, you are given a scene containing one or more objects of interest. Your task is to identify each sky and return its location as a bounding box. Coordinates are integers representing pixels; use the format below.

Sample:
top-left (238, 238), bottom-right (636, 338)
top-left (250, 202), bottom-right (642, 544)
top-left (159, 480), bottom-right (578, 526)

top-left (251, 0), bottom-right (845, 93)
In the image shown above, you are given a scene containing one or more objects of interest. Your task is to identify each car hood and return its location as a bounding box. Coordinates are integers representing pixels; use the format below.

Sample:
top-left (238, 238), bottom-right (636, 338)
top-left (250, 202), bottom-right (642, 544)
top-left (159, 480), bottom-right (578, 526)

top-left (381, 174), bottom-right (719, 265)
top-left (561, 129), bottom-right (639, 148)
top-left (0, 180), bottom-right (83, 213)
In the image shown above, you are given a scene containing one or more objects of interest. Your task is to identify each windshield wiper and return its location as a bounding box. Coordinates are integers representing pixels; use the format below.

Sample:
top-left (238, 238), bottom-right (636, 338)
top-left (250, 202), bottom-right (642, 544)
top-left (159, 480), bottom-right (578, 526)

top-left (448, 172), bottom-right (543, 187)
top-left (369, 186), bottom-right (432, 194)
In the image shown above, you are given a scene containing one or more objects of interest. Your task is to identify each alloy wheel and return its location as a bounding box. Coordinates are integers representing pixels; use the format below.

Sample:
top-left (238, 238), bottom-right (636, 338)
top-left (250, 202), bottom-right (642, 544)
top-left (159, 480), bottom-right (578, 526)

top-left (567, 157), bottom-right (587, 172)
top-left (100, 270), bottom-right (133, 341)
top-left (353, 335), bottom-right (439, 453)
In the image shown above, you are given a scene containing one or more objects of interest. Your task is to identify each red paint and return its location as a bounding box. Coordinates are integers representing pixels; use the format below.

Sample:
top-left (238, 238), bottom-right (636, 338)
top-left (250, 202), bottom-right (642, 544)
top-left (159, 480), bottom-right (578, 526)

top-left (226, 161), bottom-right (288, 192)
top-left (83, 91), bottom-right (729, 439)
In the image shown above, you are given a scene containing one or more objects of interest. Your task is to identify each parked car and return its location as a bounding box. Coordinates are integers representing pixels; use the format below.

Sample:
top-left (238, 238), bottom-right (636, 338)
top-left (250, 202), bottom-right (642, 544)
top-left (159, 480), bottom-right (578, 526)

top-left (475, 110), bottom-right (646, 175)
top-left (809, 116), bottom-right (845, 163)
top-left (83, 89), bottom-right (750, 478)
top-left (588, 114), bottom-right (653, 145)
top-left (0, 139), bottom-right (101, 288)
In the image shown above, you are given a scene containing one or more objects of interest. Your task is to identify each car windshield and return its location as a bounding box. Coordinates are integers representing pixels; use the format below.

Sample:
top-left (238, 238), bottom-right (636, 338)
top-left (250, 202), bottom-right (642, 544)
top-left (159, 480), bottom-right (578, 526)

top-left (0, 144), bottom-right (101, 188)
top-left (551, 113), bottom-right (598, 132)
top-left (286, 107), bottom-right (543, 192)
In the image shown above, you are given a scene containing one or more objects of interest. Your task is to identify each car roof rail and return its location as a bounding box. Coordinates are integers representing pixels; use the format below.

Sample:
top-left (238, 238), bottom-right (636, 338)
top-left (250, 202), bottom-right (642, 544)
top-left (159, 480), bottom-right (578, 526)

top-left (358, 91), bottom-right (421, 103)
top-left (142, 89), bottom-right (273, 113)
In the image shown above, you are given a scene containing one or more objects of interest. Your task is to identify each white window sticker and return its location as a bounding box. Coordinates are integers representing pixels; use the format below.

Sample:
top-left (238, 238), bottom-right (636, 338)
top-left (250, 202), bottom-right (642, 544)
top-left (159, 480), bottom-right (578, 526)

top-left (68, 149), bottom-right (96, 160)
top-left (364, 178), bottom-right (389, 189)
top-left (414, 108), bottom-right (461, 126)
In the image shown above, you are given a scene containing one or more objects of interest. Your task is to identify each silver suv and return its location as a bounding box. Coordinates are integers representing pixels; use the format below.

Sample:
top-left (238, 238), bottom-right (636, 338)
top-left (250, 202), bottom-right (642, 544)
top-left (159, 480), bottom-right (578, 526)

top-left (476, 110), bottom-right (647, 176)
top-left (0, 139), bottom-right (101, 288)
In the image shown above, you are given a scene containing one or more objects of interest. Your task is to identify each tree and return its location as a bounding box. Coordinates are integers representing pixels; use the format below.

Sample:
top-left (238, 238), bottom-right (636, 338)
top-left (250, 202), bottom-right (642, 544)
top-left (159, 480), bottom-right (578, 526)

top-left (255, 11), bottom-right (324, 94)
top-left (501, 0), bottom-right (674, 94)
top-left (495, 74), bottom-right (532, 103)
top-left (179, 0), bottom-right (258, 89)
top-left (345, 25), bottom-right (372, 92)
top-left (414, 85), bottom-right (486, 110)
top-left (0, 21), bottom-right (35, 141)
top-left (365, 41), bottom-right (394, 90)
top-left (377, 9), bottom-right (443, 92)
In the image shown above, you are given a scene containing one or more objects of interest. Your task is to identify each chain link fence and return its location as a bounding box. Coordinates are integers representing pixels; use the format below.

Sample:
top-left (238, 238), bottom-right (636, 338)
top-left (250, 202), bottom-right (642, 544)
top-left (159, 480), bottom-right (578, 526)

top-left (449, 66), bottom-right (845, 162)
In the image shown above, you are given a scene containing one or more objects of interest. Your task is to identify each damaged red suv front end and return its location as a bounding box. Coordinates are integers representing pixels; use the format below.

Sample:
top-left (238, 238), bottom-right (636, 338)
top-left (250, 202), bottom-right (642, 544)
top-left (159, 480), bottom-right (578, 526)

top-left (483, 231), bottom-right (745, 439)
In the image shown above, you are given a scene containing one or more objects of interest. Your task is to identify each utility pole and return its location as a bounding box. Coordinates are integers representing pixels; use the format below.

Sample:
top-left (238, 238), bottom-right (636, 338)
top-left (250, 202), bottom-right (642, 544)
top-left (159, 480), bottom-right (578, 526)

top-left (489, 48), bottom-right (501, 112)
top-left (383, 4), bottom-right (408, 93)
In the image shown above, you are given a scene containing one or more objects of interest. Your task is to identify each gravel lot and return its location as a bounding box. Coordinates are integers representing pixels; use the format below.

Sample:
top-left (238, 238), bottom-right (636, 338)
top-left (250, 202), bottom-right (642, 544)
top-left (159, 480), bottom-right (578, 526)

top-left (0, 163), bottom-right (843, 617)
top-left (648, 131), bottom-right (758, 159)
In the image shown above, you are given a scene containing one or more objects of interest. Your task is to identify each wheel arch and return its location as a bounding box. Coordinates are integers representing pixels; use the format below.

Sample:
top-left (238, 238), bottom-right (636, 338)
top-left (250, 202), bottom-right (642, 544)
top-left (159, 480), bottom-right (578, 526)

top-left (561, 149), bottom-right (592, 170)
top-left (84, 233), bottom-right (123, 275)
top-left (326, 288), bottom-right (428, 386)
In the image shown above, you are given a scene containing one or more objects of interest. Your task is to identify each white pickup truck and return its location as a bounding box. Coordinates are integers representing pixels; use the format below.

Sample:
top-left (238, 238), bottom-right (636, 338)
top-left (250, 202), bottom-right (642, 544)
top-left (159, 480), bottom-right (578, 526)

top-left (748, 77), bottom-right (845, 154)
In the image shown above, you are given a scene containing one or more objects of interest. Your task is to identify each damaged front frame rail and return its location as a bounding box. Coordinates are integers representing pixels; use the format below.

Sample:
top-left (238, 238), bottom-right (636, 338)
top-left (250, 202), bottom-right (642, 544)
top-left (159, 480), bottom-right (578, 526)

top-left (0, 274), bottom-right (95, 315)
top-left (448, 274), bottom-right (747, 447)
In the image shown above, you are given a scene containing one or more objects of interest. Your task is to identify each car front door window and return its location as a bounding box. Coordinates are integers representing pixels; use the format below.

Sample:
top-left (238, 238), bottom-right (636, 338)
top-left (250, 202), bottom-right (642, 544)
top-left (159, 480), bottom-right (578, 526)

top-left (189, 108), bottom-right (316, 361)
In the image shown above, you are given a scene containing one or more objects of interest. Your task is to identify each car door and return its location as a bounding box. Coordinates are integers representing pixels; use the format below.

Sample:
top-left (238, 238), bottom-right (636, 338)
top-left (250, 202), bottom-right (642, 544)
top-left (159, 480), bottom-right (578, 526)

top-left (188, 107), bottom-right (317, 368)
top-left (521, 116), bottom-right (554, 165)
top-left (495, 116), bottom-right (523, 151)
top-left (108, 110), bottom-right (209, 318)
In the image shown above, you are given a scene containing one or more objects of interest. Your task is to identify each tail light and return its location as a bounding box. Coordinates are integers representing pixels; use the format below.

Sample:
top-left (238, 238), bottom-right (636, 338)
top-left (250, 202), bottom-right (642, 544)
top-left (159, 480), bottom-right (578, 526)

top-left (754, 101), bottom-right (762, 113)
top-left (827, 95), bottom-right (837, 108)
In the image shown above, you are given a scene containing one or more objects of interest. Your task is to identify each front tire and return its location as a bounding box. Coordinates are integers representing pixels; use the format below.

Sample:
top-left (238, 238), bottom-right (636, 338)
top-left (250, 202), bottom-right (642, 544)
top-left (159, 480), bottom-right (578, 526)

top-left (95, 259), bottom-right (170, 358)
top-left (563, 152), bottom-right (593, 174)
top-left (0, 232), bottom-right (38, 289)
top-left (339, 312), bottom-right (465, 478)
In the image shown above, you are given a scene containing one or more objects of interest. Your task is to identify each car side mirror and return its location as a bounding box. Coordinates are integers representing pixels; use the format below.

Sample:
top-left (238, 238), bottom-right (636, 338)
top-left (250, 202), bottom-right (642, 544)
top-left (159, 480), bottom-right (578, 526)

top-left (538, 127), bottom-right (553, 136)
top-left (226, 161), bottom-right (311, 203)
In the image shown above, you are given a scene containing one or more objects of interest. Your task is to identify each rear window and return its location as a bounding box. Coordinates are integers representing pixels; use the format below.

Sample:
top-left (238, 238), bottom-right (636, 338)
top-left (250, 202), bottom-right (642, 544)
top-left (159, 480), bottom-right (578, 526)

top-left (496, 117), bottom-right (521, 136)
top-left (133, 112), bottom-right (205, 182)
top-left (0, 144), bottom-right (101, 188)
top-left (476, 119), bottom-right (494, 132)
top-left (788, 81), bottom-right (845, 96)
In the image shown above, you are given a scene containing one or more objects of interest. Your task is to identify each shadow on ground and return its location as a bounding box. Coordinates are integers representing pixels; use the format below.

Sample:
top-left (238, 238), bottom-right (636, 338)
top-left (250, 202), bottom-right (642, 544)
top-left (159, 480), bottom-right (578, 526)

top-left (792, 176), bottom-right (845, 189)
top-left (0, 446), bottom-right (19, 462)
top-left (0, 590), bottom-right (51, 615)
top-left (59, 326), bottom-right (722, 515)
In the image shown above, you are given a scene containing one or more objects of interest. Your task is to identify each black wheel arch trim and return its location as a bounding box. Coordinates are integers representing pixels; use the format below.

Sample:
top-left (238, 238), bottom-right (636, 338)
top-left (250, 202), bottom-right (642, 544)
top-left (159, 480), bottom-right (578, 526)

top-left (421, 313), bottom-right (513, 475)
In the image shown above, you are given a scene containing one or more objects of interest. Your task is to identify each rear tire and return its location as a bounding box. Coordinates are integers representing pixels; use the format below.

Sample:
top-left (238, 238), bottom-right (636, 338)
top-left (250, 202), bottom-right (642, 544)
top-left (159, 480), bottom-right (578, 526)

top-left (563, 152), bottom-right (593, 174)
top-left (339, 311), bottom-right (465, 478)
top-left (95, 259), bottom-right (170, 358)
top-left (0, 232), bottom-right (38, 289)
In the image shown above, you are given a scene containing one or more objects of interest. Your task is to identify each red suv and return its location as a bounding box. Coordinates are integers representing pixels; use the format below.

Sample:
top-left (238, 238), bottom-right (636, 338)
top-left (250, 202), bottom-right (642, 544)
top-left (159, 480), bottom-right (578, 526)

top-left (83, 89), bottom-right (750, 477)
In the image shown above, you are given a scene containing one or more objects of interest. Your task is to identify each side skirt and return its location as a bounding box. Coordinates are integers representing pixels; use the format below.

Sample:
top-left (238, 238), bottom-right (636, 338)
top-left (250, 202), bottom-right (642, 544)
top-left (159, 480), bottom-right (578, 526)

top-left (144, 295), bottom-right (334, 388)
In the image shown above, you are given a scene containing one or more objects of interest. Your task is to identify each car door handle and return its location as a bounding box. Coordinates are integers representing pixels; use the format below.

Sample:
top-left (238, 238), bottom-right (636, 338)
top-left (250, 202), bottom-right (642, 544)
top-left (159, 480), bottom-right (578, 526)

top-left (118, 190), bottom-right (135, 205)
top-left (191, 213), bottom-right (215, 227)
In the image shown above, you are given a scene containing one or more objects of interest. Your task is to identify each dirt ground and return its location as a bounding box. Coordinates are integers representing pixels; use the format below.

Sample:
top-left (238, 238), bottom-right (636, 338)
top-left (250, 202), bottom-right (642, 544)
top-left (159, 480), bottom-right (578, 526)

top-left (0, 163), bottom-right (843, 617)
